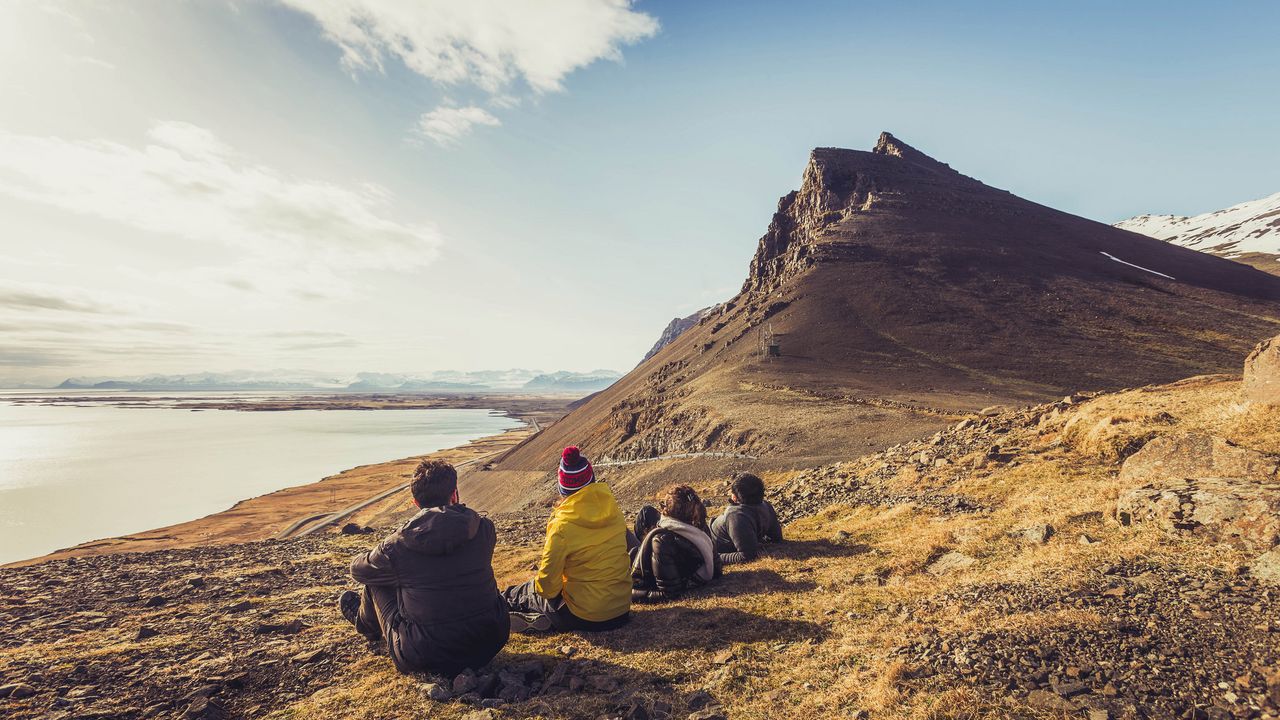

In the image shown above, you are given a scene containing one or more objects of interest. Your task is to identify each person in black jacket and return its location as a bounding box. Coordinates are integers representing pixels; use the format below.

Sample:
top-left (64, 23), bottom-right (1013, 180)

top-left (338, 460), bottom-right (509, 676)
top-left (709, 472), bottom-right (784, 565)
top-left (631, 485), bottom-right (721, 603)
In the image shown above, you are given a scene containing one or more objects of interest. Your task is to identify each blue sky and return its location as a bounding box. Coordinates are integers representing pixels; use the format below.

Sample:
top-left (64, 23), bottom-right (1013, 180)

top-left (1, 0), bottom-right (1277, 384)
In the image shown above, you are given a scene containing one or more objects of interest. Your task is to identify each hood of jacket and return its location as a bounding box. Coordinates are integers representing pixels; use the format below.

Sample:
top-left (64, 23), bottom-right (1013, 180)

top-left (394, 504), bottom-right (482, 556)
top-left (554, 482), bottom-right (623, 529)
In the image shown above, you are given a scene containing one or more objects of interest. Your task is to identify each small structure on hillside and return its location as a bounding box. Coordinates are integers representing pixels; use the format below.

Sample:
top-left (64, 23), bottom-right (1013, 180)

top-left (759, 324), bottom-right (782, 359)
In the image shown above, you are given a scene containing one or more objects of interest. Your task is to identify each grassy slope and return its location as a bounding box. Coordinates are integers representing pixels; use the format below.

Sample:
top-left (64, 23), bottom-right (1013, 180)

top-left (3, 377), bottom-right (1278, 720)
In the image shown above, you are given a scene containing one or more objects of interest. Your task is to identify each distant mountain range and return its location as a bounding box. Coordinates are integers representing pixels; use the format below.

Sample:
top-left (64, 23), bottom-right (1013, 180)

top-left (54, 368), bottom-right (622, 394)
top-left (1116, 191), bottom-right (1280, 275)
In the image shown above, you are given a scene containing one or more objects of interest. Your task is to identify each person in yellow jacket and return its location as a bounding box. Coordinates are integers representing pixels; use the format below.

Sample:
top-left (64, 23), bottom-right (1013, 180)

top-left (502, 446), bottom-right (632, 632)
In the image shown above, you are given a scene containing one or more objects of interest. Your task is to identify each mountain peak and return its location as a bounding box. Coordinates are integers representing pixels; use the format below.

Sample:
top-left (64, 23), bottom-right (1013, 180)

top-left (872, 130), bottom-right (915, 158)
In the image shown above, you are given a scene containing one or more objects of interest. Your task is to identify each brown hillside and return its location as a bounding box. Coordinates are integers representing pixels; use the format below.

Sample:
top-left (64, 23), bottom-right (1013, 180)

top-left (494, 132), bottom-right (1280, 479)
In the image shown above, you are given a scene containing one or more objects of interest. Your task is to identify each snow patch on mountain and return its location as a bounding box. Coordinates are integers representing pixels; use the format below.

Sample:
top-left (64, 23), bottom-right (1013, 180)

top-left (1115, 191), bottom-right (1280, 258)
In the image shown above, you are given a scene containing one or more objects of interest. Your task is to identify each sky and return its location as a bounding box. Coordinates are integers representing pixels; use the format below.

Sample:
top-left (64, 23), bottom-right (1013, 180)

top-left (2, 0), bottom-right (1278, 386)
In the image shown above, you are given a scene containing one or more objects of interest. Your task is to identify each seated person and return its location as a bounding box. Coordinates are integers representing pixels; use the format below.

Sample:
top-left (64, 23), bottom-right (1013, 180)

top-left (630, 484), bottom-right (722, 603)
top-left (503, 446), bottom-right (632, 632)
top-left (338, 460), bottom-right (509, 675)
top-left (709, 472), bottom-right (784, 564)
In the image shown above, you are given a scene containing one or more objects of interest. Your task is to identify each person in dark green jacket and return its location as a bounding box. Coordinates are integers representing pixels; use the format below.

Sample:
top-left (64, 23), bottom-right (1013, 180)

top-left (338, 460), bottom-right (509, 675)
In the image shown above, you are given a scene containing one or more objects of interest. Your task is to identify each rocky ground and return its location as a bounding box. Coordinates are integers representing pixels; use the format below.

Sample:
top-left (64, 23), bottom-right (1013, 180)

top-left (767, 396), bottom-right (1087, 522)
top-left (0, 534), bottom-right (728, 720)
top-left (898, 558), bottom-right (1280, 719)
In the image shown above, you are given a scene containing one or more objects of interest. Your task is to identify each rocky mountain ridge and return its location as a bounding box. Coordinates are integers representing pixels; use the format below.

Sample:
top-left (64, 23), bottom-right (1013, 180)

top-left (491, 131), bottom-right (1280, 471)
top-left (641, 308), bottom-right (714, 364)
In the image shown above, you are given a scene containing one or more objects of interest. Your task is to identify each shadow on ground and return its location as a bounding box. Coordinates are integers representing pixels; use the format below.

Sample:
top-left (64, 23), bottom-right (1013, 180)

top-left (580, 605), bottom-right (827, 653)
top-left (770, 537), bottom-right (876, 560)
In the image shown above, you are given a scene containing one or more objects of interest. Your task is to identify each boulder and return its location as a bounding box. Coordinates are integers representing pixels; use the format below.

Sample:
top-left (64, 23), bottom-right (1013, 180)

top-left (1118, 433), bottom-right (1279, 486)
top-left (1117, 434), bottom-right (1280, 550)
top-left (1243, 335), bottom-right (1280, 406)
top-left (1251, 547), bottom-right (1280, 585)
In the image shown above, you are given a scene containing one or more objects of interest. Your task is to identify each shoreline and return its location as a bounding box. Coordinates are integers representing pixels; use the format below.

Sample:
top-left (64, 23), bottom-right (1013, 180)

top-left (4, 397), bottom-right (569, 568)
top-left (0, 391), bottom-right (581, 413)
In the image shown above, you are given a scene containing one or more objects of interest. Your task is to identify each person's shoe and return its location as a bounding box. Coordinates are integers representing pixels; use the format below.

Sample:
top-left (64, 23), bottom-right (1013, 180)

top-left (338, 590), bottom-right (360, 626)
top-left (508, 612), bottom-right (553, 633)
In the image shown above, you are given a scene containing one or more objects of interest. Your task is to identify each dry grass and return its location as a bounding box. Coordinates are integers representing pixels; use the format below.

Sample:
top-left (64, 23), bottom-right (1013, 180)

top-left (32, 374), bottom-right (1266, 720)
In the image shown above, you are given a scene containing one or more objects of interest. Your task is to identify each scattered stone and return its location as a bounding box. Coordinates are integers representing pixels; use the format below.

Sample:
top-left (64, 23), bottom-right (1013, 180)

top-left (687, 690), bottom-right (718, 711)
top-left (1243, 334), bottom-right (1280, 406)
top-left (0, 683), bottom-right (36, 699)
top-left (1015, 524), bottom-right (1054, 544)
top-left (586, 674), bottom-right (619, 693)
top-left (420, 682), bottom-right (452, 702)
top-left (1026, 689), bottom-right (1078, 712)
top-left (135, 625), bottom-right (160, 641)
top-left (253, 619), bottom-right (303, 635)
top-left (183, 696), bottom-right (229, 719)
top-left (181, 683), bottom-right (222, 704)
top-left (143, 596), bottom-right (167, 608)
top-left (1079, 534), bottom-right (1098, 545)
top-left (222, 601), bottom-right (251, 614)
top-left (289, 649), bottom-right (326, 664)
top-left (1252, 548), bottom-right (1280, 585)
top-left (927, 551), bottom-right (975, 575)
top-left (452, 670), bottom-right (479, 695)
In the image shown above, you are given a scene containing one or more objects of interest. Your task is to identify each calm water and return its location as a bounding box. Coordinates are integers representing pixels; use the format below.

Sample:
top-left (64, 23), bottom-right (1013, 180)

top-left (0, 397), bottom-right (520, 564)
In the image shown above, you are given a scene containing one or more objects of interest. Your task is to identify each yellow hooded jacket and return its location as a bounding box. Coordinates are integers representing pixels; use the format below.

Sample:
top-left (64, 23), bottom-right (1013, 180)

top-left (534, 482), bottom-right (632, 622)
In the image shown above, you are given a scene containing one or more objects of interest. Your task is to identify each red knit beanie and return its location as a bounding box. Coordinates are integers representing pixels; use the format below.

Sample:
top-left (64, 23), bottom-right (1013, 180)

top-left (557, 446), bottom-right (595, 496)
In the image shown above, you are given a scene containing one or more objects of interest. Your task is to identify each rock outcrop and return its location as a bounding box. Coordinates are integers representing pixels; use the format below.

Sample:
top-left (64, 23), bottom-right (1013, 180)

top-left (640, 307), bottom-right (713, 364)
top-left (742, 132), bottom-right (990, 293)
top-left (1244, 334), bottom-right (1280, 406)
top-left (1116, 433), bottom-right (1280, 550)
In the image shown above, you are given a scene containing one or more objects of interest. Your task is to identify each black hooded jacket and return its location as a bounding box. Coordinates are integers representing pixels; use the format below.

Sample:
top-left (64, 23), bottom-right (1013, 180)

top-left (349, 504), bottom-right (508, 674)
top-left (631, 528), bottom-right (722, 603)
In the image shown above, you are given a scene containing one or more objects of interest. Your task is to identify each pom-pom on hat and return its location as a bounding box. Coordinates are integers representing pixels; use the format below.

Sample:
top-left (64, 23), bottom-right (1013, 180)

top-left (557, 446), bottom-right (595, 496)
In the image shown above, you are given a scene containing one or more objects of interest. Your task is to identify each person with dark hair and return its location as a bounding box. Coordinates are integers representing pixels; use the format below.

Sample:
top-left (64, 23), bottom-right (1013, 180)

top-left (630, 485), bottom-right (721, 603)
top-left (338, 459), bottom-right (509, 675)
top-left (502, 446), bottom-right (632, 632)
top-left (709, 472), bottom-right (784, 564)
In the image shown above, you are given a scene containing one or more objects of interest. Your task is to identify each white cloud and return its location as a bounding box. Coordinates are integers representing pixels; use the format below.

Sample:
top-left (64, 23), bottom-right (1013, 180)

top-left (415, 105), bottom-right (501, 147)
top-left (0, 122), bottom-right (442, 283)
top-left (280, 0), bottom-right (659, 94)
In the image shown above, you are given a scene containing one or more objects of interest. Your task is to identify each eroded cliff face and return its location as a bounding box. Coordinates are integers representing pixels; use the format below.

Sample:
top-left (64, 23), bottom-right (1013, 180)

top-left (743, 132), bottom-right (989, 293)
